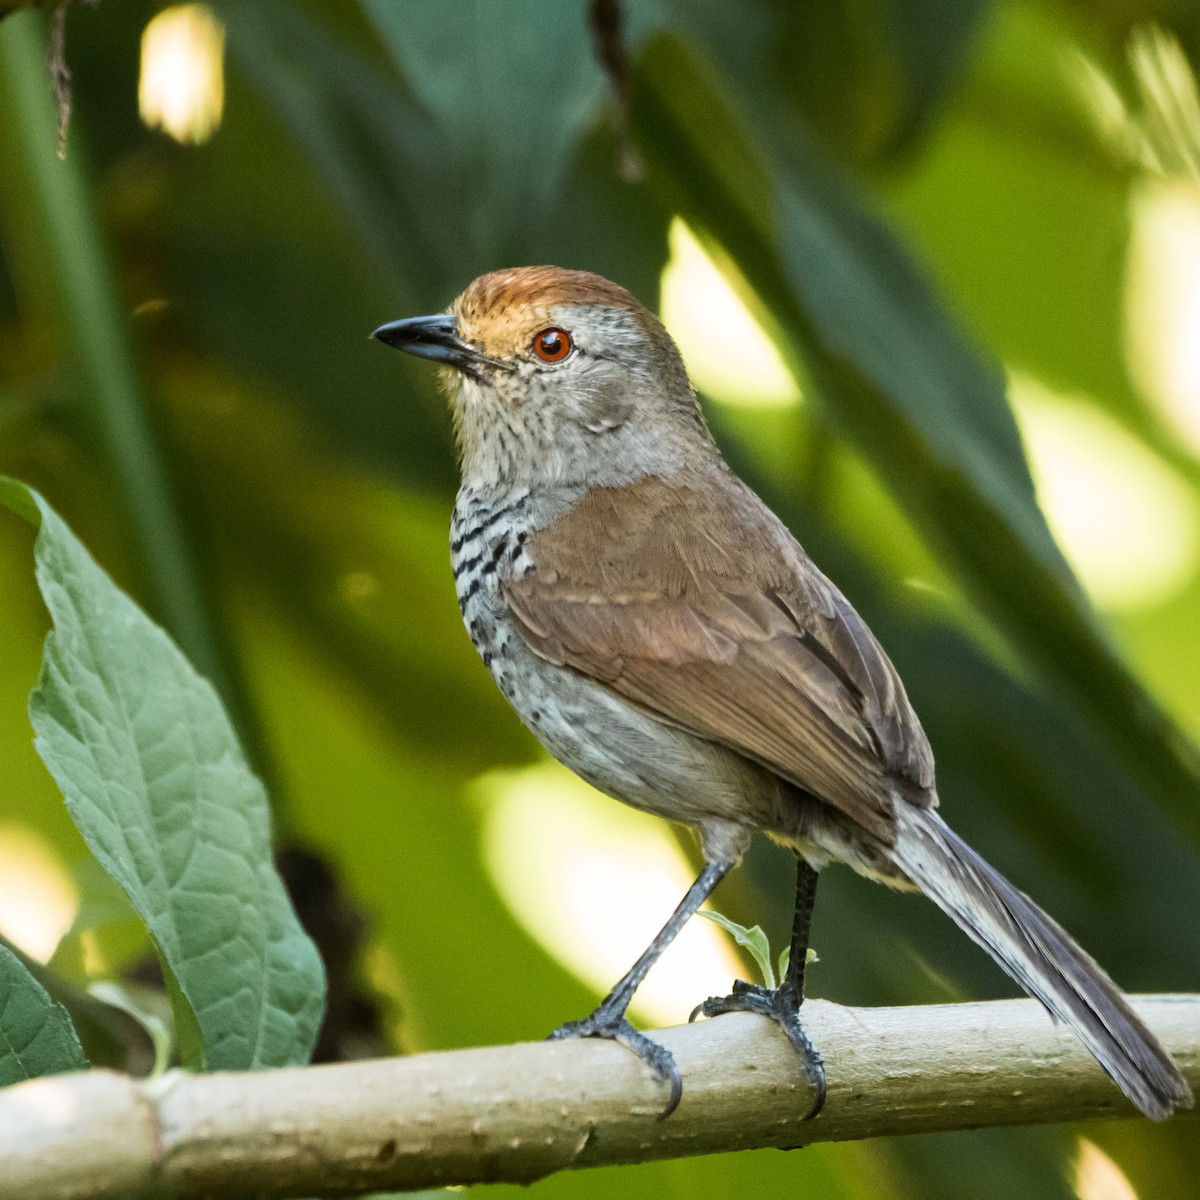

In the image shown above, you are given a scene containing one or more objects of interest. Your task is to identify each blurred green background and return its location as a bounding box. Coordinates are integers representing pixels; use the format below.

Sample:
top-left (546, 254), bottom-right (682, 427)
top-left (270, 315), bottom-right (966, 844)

top-left (1, 1), bottom-right (1198, 1197)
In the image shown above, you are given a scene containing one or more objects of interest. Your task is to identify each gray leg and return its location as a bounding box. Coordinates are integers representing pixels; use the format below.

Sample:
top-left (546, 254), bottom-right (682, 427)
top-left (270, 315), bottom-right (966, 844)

top-left (550, 859), bottom-right (733, 1117)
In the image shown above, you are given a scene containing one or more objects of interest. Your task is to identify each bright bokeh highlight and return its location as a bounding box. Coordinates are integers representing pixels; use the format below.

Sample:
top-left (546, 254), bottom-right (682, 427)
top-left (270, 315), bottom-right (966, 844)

top-left (1011, 375), bottom-right (1200, 611)
top-left (138, 4), bottom-right (225, 145)
top-left (0, 825), bottom-right (78, 963)
top-left (477, 762), bottom-right (744, 1027)
top-left (1075, 1138), bottom-right (1139, 1200)
top-left (1125, 183), bottom-right (1200, 456)
top-left (660, 219), bottom-right (802, 409)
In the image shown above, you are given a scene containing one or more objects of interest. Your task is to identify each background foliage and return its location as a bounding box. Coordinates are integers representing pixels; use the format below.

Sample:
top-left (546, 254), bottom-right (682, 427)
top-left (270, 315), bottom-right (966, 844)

top-left (1, 1), bottom-right (1198, 1197)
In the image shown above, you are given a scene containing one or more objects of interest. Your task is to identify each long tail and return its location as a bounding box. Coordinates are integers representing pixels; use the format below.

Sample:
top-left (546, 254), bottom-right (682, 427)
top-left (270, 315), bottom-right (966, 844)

top-left (891, 805), bottom-right (1192, 1120)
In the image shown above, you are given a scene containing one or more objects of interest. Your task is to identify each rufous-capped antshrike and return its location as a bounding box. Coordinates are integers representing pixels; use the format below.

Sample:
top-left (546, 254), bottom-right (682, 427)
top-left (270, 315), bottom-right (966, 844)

top-left (372, 267), bottom-right (1192, 1121)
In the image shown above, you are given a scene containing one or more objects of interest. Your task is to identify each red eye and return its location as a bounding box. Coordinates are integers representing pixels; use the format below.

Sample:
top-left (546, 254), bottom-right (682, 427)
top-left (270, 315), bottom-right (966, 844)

top-left (532, 327), bottom-right (573, 363)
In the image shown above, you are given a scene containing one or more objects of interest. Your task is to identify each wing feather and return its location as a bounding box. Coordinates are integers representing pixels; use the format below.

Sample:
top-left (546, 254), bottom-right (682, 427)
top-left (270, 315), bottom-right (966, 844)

top-left (503, 468), bottom-right (935, 840)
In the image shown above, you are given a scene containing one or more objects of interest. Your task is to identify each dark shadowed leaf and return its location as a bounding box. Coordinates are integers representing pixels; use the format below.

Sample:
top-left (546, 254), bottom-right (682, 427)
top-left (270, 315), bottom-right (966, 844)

top-left (657, 0), bottom-right (989, 163)
top-left (360, 0), bottom-right (615, 261)
top-left (220, 0), bottom-right (456, 306)
top-left (216, 1), bottom-right (673, 478)
top-left (0, 945), bottom-right (88, 1086)
top-left (872, 0), bottom-right (991, 149)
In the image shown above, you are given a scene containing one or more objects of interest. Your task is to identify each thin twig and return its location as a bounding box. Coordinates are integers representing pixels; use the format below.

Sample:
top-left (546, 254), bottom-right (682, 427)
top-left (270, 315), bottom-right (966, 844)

top-left (588, 0), bottom-right (643, 181)
top-left (0, 996), bottom-right (1195, 1200)
top-left (0, 1), bottom-right (100, 155)
top-left (47, 1), bottom-right (70, 156)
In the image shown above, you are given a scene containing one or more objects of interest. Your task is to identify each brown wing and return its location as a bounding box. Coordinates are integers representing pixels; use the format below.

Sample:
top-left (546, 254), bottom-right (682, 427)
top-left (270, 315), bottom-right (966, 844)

top-left (502, 468), bottom-right (935, 841)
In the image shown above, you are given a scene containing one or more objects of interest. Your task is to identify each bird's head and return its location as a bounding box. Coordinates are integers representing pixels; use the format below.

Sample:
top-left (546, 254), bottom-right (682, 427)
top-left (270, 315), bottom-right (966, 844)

top-left (372, 267), bottom-right (707, 487)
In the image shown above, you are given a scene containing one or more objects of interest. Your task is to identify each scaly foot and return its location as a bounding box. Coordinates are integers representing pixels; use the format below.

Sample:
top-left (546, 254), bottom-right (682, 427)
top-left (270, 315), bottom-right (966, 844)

top-left (549, 1009), bottom-right (683, 1117)
top-left (690, 980), bottom-right (826, 1119)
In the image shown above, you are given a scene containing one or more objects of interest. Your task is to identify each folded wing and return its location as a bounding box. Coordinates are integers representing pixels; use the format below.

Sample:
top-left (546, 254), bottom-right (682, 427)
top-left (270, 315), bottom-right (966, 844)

top-left (503, 469), bottom-right (935, 842)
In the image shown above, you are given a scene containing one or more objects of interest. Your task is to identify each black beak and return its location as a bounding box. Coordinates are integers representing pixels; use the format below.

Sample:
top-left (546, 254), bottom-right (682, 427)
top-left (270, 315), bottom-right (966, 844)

top-left (370, 314), bottom-right (493, 378)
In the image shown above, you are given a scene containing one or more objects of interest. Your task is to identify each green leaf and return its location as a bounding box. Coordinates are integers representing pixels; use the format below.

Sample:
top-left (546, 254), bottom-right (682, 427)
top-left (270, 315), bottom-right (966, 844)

top-left (221, 0), bottom-right (457, 304)
top-left (670, 0), bottom-right (989, 163)
top-left (776, 945), bottom-right (819, 985)
top-left (699, 910), bottom-right (776, 989)
top-left (630, 35), bottom-right (1200, 832)
top-left (360, 0), bottom-right (613, 258)
top-left (0, 945), bottom-right (88, 1086)
top-left (220, 2), bottom-right (674, 470)
top-left (871, 0), bottom-right (990, 149)
top-left (0, 476), bottom-right (326, 1070)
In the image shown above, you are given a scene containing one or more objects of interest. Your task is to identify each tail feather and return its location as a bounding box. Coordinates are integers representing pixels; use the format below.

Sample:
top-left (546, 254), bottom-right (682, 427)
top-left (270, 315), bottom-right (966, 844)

top-left (892, 805), bottom-right (1192, 1120)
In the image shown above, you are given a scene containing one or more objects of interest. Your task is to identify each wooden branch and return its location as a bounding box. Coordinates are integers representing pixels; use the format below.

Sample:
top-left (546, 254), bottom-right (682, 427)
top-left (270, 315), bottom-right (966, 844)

top-left (1, 996), bottom-right (1195, 1200)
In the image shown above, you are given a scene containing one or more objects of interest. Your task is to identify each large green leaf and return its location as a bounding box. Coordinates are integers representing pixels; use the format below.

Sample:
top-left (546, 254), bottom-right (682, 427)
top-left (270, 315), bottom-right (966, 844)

top-left (0, 476), bottom-right (326, 1070)
top-left (227, 0), bottom-right (671, 302)
top-left (873, 0), bottom-right (991, 149)
top-left (666, 0), bottom-right (990, 164)
top-left (629, 34), bottom-right (1200, 829)
top-left (217, 1), bottom-right (672, 477)
top-left (0, 945), bottom-right (88, 1086)
top-left (219, 0), bottom-right (457, 307)
top-left (359, 0), bottom-right (618, 261)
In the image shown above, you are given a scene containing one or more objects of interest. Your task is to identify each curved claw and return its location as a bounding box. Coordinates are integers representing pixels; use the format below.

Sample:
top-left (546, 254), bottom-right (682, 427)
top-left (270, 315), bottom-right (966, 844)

top-left (801, 1057), bottom-right (827, 1121)
top-left (688, 983), bottom-right (826, 1119)
top-left (778, 1013), bottom-right (825, 1121)
top-left (612, 1022), bottom-right (683, 1118)
top-left (690, 980), bottom-right (774, 1023)
top-left (548, 1012), bottom-right (683, 1119)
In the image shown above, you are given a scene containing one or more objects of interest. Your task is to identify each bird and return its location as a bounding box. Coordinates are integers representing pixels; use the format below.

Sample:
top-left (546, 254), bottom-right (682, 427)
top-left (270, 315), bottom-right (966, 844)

top-left (371, 265), bottom-right (1193, 1122)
